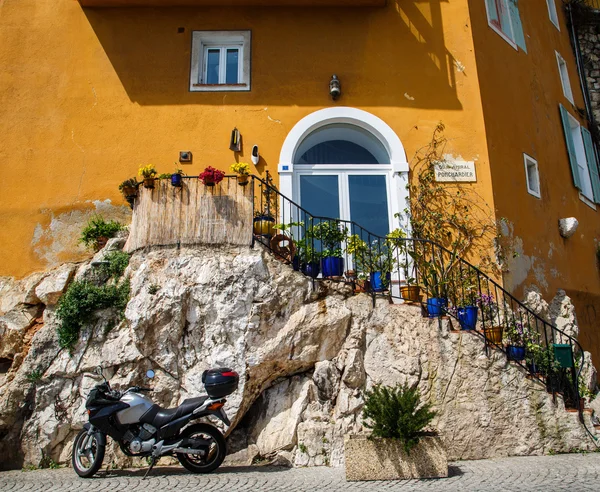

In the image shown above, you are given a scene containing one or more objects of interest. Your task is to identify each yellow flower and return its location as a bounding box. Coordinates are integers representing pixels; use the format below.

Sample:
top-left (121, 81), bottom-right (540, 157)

top-left (230, 162), bottom-right (250, 175)
top-left (138, 165), bottom-right (157, 179)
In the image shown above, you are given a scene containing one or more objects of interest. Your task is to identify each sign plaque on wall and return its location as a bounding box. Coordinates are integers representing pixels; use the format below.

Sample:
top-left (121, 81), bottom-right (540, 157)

top-left (434, 160), bottom-right (477, 183)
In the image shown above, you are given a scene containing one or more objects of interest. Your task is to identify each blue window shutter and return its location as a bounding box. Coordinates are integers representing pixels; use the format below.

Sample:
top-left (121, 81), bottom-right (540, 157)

top-left (559, 104), bottom-right (582, 190)
top-left (581, 127), bottom-right (600, 203)
top-left (508, 0), bottom-right (527, 52)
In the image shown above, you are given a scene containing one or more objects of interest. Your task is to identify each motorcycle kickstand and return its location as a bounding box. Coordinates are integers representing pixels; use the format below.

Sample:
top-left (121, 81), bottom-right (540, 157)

top-left (142, 456), bottom-right (158, 480)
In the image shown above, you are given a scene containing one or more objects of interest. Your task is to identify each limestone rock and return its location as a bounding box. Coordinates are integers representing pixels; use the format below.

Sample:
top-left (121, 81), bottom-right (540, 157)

top-left (342, 349), bottom-right (365, 389)
top-left (313, 360), bottom-right (340, 401)
top-left (549, 290), bottom-right (579, 340)
top-left (250, 376), bottom-right (315, 456)
top-left (34, 264), bottom-right (76, 306)
top-left (0, 245), bottom-right (597, 471)
top-left (523, 285), bottom-right (550, 321)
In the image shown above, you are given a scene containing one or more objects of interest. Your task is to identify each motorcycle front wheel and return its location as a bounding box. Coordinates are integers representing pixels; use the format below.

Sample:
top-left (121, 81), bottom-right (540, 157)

top-left (72, 428), bottom-right (105, 478)
top-left (176, 423), bottom-right (226, 474)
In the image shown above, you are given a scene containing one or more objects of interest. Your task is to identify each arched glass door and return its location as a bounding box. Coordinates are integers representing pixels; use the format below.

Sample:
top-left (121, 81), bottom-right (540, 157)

top-left (293, 124), bottom-right (392, 237)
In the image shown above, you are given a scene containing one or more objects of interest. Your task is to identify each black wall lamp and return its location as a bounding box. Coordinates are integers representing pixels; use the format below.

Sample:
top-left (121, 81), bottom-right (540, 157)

top-left (329, 74), bottom-right (341, 101)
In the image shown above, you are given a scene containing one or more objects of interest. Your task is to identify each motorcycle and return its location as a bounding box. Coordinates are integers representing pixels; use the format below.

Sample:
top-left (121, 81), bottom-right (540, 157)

top-left (72, 366), bottom-right (239, 478)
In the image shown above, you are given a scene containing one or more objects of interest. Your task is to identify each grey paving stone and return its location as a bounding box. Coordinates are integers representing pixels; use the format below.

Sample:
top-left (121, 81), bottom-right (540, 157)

top-left (2, 454), bottom-right (600, 491)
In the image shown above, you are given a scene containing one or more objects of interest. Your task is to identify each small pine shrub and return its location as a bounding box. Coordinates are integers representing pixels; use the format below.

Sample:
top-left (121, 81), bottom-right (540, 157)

top-left (26, 369), bottom-right (43, 383)
top-left (79, 216), bottom-right (124, 250)
top-left (56, 279), bottom-right (130, 350)
top-left (362, 383), bottom-right (436, 454)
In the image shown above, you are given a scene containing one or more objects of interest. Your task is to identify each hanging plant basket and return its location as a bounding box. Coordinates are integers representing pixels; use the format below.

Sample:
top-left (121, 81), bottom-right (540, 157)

top-left (237, 174), bottom-right (249, 186)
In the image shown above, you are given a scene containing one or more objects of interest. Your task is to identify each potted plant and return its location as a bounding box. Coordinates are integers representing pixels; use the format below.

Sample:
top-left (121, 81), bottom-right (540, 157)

top-left (230, 162), bottom-right (251, 186)
top-left (118, 178), bottom-right (138, 207)
top-left (474, 293), bottom-right (502, 343)
top-left (199, 166), bottom-right (225, 187)
top-left (79, 216), bottom-right (125, 252)
top-left (296, 238), bottom-right (321, 278)
top-left (309, 221), bottom-right (348, 278)
top-left (138, 164), bottom-right (157, 189)
top-left (171, 167), bottom-right (184, 187)
top-left (504, 318), bottom-right (526, 361)
top-left (344, 383), bottom-right (447, 481)
top-left (253, 173), bottom-right (277, 237)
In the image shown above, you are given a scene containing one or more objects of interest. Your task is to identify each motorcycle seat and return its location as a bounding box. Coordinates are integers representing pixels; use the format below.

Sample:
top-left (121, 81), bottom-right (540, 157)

top-left (140, 396), bottom-right (208, 429)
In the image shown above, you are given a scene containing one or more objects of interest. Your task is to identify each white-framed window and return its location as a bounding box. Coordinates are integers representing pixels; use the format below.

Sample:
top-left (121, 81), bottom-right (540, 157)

top-left (523, 154), bottom-right (541, 198)
top-left (556, 51), bottom-right (574, 104)
top-left (484, 0), bottom-right (527, 52)
top-left (559, 104), bottom-right (600, 205)
top-left (547, 0), bottom-right (560, 30)
top-left (190, 31), bottom-right (251, 92)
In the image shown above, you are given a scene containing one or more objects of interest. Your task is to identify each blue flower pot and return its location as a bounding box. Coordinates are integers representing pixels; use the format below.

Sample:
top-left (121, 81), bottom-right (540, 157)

top-left (507, 345), bottom-right (526, 361)
top-left (321, 257), bottom-right (344, 277)
top-left (370, 272), bottom-right (391, 292)
top-left (171, 173), bottom-right (182, 187)
top-left (527, 361), bottom-right (539, 375)
top-left (292, 256), bottom-right (300, 271)
top-left (427, 297), bottom-right (447, 318)
top-left (301, 261), bottom-right (320, 279)
top-left (457, 306), bottom-right (478, 330)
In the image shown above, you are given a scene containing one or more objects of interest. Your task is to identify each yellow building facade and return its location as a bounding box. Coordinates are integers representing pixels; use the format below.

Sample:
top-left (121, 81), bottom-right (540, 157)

top-left (0, 2), bottom-right (598, 356)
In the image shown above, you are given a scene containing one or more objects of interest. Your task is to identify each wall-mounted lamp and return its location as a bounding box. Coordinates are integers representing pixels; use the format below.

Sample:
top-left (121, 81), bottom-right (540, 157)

top-left (179, 151), bottom-right (192, 163)
top-left (329, 74), bottom-right (341, 101)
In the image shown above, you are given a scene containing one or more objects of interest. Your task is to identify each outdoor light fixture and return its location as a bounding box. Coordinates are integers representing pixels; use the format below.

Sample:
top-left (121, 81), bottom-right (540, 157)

top-left (179, 151), bottom-right (192, 163)
top-left (329, 75), bottom-right (341, 101)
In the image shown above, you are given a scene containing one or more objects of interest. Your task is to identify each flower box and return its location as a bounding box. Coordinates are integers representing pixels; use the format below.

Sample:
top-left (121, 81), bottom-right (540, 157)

top-left (344, 435), bottom-right (447, 481)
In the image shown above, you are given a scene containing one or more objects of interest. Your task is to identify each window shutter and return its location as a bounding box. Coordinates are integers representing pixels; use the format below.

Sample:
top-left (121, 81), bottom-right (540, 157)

top-left (581, 126), bottom-right (600, 203)
top-left (559, 104), bottom-right (582, 190)
top-left (508, 0), bottom-right (527, 52)
top-left (485, 0), bottom-right (499, 26)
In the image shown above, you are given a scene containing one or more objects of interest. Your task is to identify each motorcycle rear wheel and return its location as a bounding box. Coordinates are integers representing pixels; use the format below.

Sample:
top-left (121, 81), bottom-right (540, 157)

top-left (176, 423), bottom-right (226, 474)
top-left (72, 428), bottom-right (105, 478)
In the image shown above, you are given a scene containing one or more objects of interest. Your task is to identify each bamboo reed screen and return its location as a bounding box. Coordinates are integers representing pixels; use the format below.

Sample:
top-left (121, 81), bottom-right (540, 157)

top-left (124, 178), bottom-right (253, 252)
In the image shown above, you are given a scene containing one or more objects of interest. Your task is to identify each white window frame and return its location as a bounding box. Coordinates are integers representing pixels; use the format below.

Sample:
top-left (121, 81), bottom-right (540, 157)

top-left (523, 154), bottom-right (541, 199)
top-left (566, 112), bottom-right (595, 201)
top-left (203, 45), bottom-right (243, 86)
top-left (484, 0), bottom-right (517, 50)
top-left (547, 0), bottom-right (560, 30)
top-left (190, 31), bottom-right (251, 92)
top-left (556, 51), bottom-right (574, 104)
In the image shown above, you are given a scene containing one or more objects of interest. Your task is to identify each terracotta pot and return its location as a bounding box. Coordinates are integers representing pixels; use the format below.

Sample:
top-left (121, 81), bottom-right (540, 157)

top-left (237, 174), bottom-right (249, 186)
top-left (95, 236), bottom-right (108, 251)
top-left (143, 177), bottom-right (155, 189)
top-left (400, 285), bottom-right (421, 302)
top-left (483, 326), bottom-right (503, 345)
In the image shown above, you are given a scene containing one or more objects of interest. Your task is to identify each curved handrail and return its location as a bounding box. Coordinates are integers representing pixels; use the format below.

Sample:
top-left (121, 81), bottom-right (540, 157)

top-left (251, 175), bottom-right (585, 415)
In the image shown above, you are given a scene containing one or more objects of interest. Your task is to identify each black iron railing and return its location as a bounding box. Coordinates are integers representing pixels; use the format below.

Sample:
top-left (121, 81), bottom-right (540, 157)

top-left (249, 174), bottom-right (585, 418)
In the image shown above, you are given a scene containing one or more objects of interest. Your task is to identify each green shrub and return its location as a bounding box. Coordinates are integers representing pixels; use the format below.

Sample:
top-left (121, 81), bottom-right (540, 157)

top-left (79, 216), bottom-right (124, 250)
top-left (26, 369), bottom-right (43, 383)
top-left (98, 251), bottom-right (130, 280)
top-left (56, 279), bottom-right (130, 350)
top-left (362, 383), bottom-right (436, 454)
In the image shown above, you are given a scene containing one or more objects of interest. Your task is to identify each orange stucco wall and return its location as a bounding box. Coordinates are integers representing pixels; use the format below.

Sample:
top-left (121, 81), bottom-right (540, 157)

top-left (0, 0), bottom-right (494, 279)
top-left (468, 0), bottom-right (600, 361)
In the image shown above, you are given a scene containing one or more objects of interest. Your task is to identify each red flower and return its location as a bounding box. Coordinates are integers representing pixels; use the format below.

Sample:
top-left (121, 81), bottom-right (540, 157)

top-left (198, 166), bottom-right (225, 185)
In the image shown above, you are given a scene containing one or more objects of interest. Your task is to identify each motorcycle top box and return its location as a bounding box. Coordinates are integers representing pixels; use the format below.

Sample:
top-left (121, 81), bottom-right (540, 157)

top-left (202, 368), bottom-right (239, 398)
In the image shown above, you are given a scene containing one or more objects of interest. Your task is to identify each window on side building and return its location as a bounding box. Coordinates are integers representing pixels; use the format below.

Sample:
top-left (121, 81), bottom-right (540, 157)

top-left (524, 154), bottom-right (541, 199)
top-left (484, 0), bottom-right (527, 52)
top-left (559, 104), bottom-right (600, 207)
top-left (190, 31), bottom-right (251, 92)
top-left (547, 0), bottom-right (560, 30)
top-left (556, 51), bottom-right (574, 104)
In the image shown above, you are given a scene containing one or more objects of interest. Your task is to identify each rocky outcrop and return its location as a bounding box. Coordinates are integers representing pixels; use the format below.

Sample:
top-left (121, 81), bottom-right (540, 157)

top-left (0, 244), bottom-right (598, 471)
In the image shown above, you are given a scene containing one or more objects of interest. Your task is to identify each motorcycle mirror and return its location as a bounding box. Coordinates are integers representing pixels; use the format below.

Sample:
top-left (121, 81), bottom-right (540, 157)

top-left (146, 370), bottom-right (155, 379)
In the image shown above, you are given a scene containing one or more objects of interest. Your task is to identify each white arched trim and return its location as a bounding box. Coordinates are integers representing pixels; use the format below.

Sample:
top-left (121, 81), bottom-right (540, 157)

top-left (278, 107), bottom-right (408, 173)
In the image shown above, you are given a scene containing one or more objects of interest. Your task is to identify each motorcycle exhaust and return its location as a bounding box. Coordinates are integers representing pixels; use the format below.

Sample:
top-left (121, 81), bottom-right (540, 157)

top-left (173, 447), bottom-right (206, 455)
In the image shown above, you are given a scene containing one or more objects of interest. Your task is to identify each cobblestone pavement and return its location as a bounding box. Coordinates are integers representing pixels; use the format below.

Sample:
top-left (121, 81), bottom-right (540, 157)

top-left (2, 454), bottom-right (600, 491)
